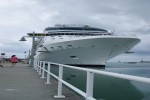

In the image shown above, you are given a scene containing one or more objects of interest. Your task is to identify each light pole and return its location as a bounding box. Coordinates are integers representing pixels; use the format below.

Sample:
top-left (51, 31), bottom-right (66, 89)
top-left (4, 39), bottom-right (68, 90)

top-left (19, 32), bottom-right (35, 67)
top-left (30, 32), bottom-right (35, 67)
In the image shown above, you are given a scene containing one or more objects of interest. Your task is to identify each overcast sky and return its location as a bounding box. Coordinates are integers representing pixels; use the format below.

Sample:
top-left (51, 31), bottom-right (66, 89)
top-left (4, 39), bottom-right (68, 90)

top-left (0, 0), bottom-right (149, 61)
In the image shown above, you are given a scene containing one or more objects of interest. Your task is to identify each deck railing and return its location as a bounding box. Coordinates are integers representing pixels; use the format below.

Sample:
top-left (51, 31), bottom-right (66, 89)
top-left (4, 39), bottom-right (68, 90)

top-left (34, 60), bottom-right (150, 100)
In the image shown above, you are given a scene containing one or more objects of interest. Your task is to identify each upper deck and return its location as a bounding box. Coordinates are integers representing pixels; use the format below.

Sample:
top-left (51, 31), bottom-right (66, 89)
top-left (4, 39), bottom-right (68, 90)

top-left (44, 24), bottom-right (108, 33)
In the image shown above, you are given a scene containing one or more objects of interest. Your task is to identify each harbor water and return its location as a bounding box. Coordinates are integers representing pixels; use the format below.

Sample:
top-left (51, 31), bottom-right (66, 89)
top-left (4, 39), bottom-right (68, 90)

top-left (50, 62), bottom-right (150, 100)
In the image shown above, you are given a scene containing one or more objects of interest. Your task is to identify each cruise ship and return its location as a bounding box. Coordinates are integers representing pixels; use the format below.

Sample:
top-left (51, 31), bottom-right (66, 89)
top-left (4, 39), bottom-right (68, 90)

top-left (28, 24), bottom-right (140, 67)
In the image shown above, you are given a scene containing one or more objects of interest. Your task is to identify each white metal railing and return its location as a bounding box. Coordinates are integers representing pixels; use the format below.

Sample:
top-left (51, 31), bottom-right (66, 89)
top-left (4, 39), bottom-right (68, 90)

top-left (33, 60), bottom-right (150, 100)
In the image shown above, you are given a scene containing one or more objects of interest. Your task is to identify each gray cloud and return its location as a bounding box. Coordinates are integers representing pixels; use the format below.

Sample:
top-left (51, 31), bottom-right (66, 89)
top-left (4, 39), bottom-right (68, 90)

top-left (132, 34), bottom-right (150, 55)
top-left (0, 0), bottom-right (149, 59)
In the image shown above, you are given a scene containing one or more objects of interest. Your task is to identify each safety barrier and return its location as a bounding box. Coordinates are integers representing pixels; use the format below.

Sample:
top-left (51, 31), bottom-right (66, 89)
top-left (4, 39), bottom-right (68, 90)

top-left (34, 60), bottom-right (150, 100)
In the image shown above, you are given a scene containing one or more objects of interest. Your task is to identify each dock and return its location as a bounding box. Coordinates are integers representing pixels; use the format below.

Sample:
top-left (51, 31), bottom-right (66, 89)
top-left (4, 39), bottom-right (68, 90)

top-left (0, 63), bottom-right (82, 100)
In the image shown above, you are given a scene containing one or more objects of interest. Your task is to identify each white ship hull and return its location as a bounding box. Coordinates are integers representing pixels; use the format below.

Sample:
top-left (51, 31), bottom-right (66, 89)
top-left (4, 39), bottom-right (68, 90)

top-left (35, 36), bottom-right (140, 67)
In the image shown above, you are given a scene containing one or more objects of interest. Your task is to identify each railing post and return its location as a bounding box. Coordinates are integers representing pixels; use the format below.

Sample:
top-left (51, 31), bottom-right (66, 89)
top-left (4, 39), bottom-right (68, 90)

top-left (45, 62), bottom-right (51, 84)
top-left (36, 60), bottom-right (39, 72)
top-left (86, 71), bottom-right (96, 100)
top-left (34, 59), bottom-right (37, 70)
top-left (33, 59), bottom-right (35, 69)
top-left (39, 61), bottom-right (42, 75)
top-left (41, 61), bottom-right (45, 78)
top-left (54, 65), bottom-right (65, 98)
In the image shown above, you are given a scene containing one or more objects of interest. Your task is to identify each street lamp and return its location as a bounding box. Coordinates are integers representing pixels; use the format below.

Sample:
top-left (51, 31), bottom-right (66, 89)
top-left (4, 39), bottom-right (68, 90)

top-left (19, 32), bottom-right (35, 67)
top-left (19, 37), bottom-right (27, 41)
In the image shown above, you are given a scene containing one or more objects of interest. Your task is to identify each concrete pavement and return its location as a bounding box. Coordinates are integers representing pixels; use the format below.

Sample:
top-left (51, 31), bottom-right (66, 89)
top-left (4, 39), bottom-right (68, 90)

top-left (0, 63), bottom-right (82, 100)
